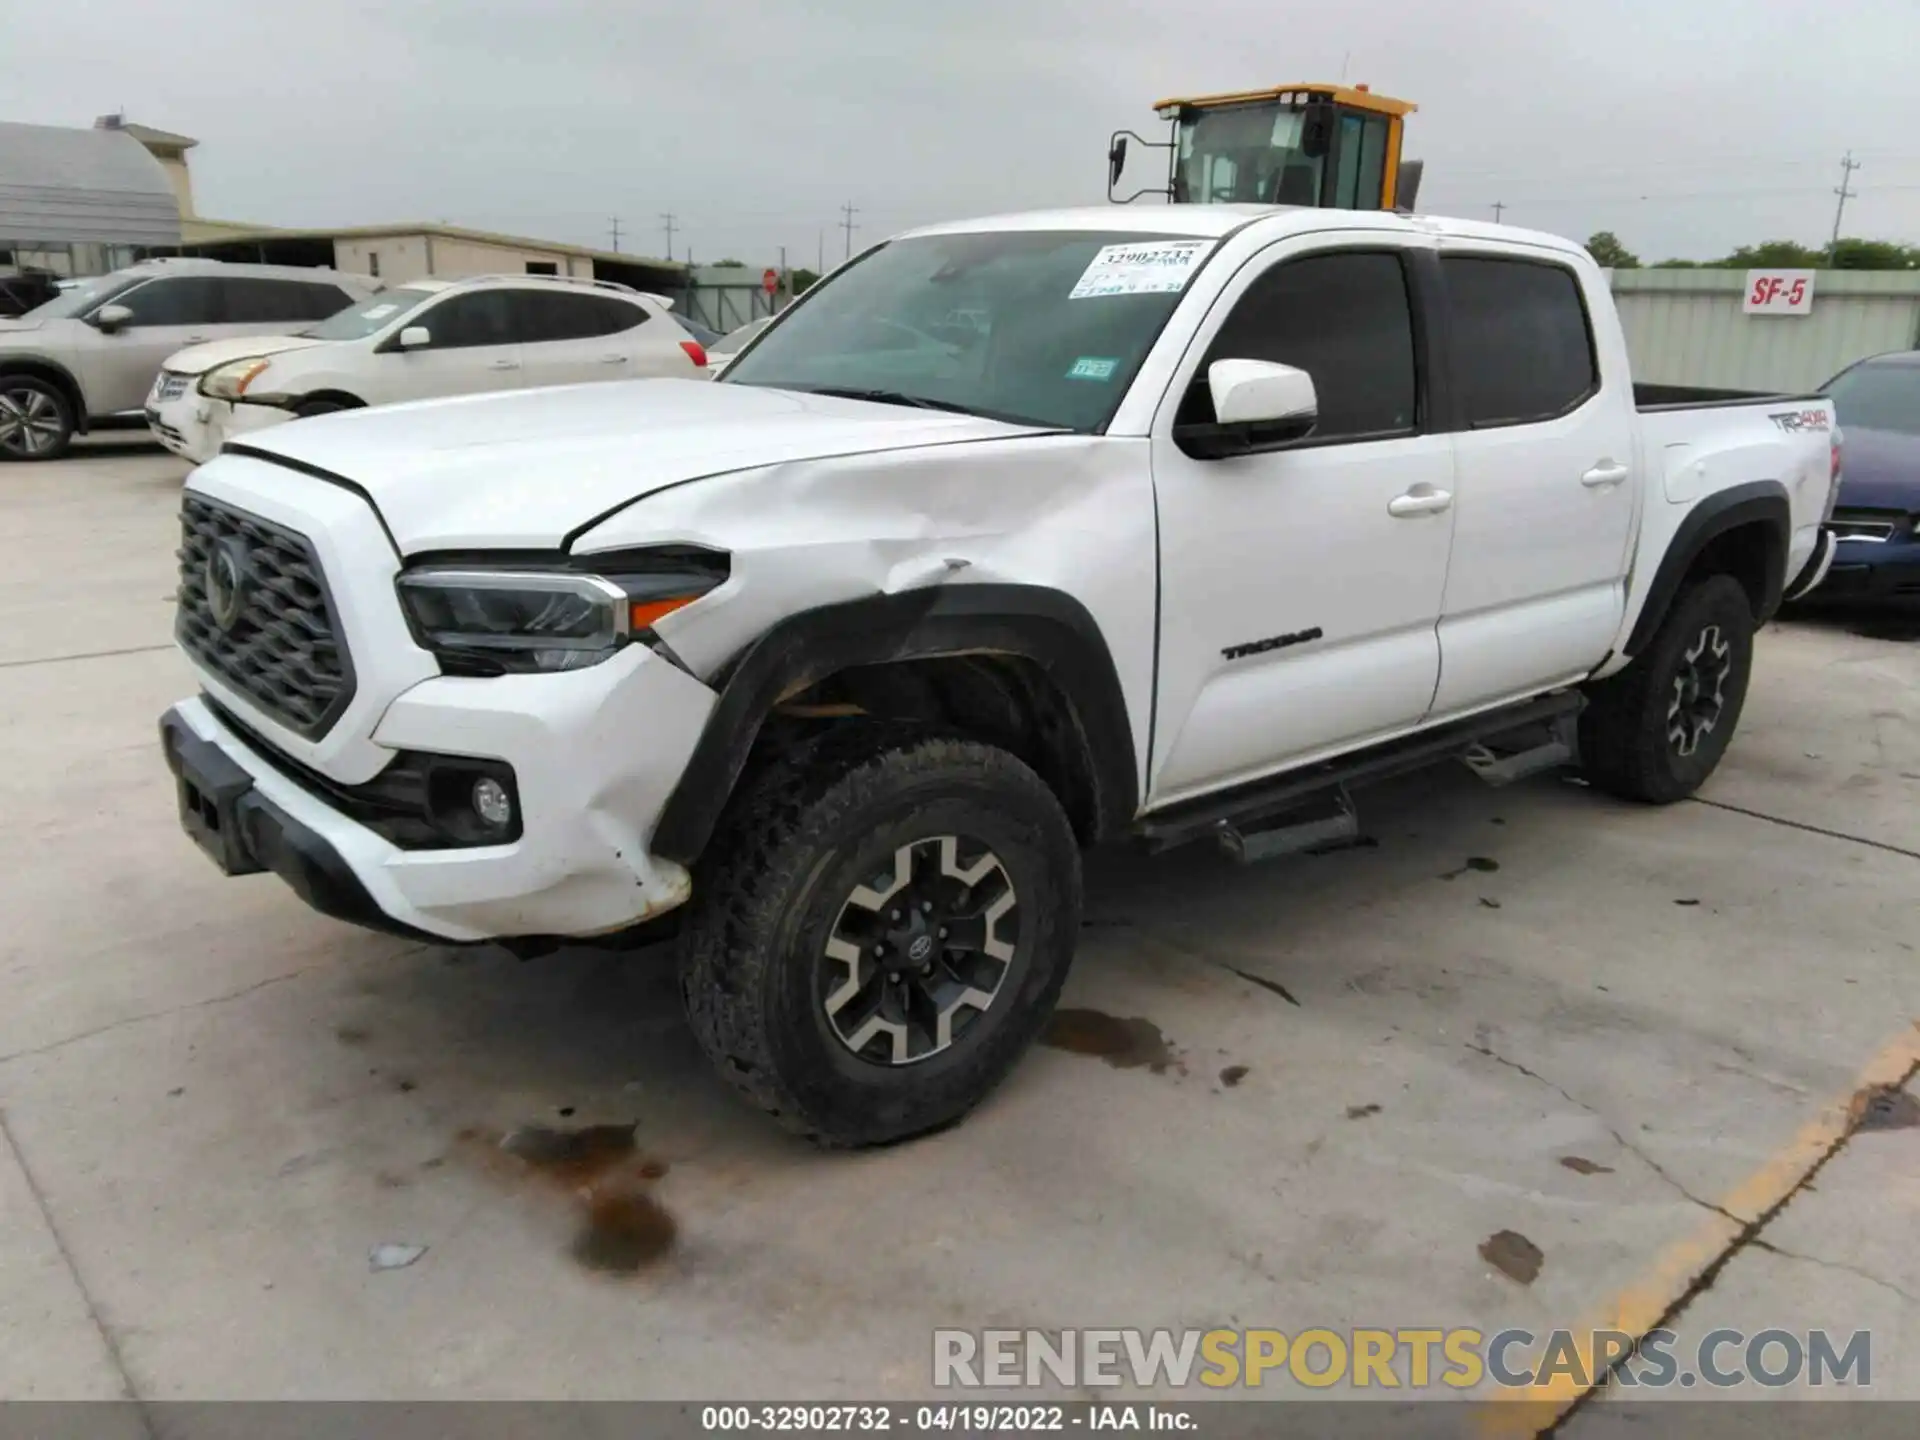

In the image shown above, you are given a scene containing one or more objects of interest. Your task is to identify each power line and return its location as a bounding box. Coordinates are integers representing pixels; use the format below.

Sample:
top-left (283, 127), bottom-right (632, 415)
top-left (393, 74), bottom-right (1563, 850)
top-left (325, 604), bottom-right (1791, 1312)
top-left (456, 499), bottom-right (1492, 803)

top-left (840, 201), bottom-right (859, 261)
top-left (1490, 201), bottom-right (1506, 223)
top-left (1830, 151), bottom-right (1863, 253)
top-left (659, 212), bottom-right (678, 262)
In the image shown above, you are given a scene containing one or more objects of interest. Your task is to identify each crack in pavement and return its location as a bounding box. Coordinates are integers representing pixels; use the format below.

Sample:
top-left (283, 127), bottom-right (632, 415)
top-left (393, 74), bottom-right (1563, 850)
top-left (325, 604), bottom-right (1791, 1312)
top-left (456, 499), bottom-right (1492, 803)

top-left (1749, 1238), bottom-right (1920, 1308)
top-left (1464, 1042), bottom-right (1741, 1223)
top-left (0, 642), bottom-right (176, 672)
top-left (1542, 1055), bottom-right (1920, 1437)
top-left (0, 1108), bottom-right (156, 1433)
top-left (1689, 795), bottom-right (1920, 863)
top-left (0, 945), bottom-right (435, 1069)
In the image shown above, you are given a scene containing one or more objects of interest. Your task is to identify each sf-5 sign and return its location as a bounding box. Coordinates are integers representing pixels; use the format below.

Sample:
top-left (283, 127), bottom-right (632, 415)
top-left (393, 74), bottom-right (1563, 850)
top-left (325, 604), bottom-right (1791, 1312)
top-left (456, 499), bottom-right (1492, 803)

top-left (1744, 269), bottom-right (1816, 316)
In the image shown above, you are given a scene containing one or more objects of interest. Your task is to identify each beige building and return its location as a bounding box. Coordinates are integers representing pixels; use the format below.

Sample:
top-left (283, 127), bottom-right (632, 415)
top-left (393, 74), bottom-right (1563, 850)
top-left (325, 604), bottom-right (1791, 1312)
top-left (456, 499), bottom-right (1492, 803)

top-left (101, 116), bottom-right (682, 291)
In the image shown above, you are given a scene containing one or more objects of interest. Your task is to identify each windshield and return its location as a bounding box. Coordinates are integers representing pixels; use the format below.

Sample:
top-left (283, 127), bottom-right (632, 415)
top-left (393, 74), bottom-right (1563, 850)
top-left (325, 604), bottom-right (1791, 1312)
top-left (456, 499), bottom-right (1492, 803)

top-left (720, 231), bottom-right (1213, 431)
top-left (1826, 360), bottom-right (1920, 437)
top-left (300, 287), bottom-right (435, 340)
top-left (23, 273), bottom-right (141, 320)
top-left (1175, 104), bottom-right (1324, 205)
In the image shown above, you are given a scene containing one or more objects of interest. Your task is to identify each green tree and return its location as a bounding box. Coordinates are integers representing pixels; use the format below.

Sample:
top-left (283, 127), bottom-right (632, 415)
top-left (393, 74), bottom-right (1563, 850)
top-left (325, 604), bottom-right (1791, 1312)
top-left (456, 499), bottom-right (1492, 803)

top-left (790, 267), bottom-right (821, 295)
top-left (1585, 231), bottom-right (1640, 269)
top-left (1650, 258), bottom-right (1700, 268)
top-left (712, 258), bottom-right (747, 268)
top-left (1828, 238), bottom-right (1920, 270)
top-left (1712, 240), bottom-right (1822, 269)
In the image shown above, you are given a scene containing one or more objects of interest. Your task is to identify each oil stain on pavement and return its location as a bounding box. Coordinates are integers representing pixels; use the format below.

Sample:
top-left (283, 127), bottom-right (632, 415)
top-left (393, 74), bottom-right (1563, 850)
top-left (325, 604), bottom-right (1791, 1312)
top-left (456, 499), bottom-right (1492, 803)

top-left (1042, 1009), bottom-right (1181, 1074)
top-left (464, 1121), bottom-right (678, 1274)
top-left (1480, 1229), bottom-right (1544, 1285)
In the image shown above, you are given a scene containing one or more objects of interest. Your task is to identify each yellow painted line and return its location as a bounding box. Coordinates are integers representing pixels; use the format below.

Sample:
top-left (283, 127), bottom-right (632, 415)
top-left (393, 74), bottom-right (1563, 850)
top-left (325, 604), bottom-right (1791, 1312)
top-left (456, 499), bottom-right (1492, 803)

top-left (1477, 1020), bottom-right (1920, 1439)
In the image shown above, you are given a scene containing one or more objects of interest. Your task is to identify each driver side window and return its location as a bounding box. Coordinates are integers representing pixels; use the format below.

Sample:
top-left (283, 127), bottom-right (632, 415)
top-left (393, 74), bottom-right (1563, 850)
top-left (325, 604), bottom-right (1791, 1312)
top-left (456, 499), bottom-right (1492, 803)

top-left (113, 277), bottom-right (225, 327)
top-left (1178, 248), bottom-right (1420, 442)
top-left (414, 292), bottom-right (515, 349)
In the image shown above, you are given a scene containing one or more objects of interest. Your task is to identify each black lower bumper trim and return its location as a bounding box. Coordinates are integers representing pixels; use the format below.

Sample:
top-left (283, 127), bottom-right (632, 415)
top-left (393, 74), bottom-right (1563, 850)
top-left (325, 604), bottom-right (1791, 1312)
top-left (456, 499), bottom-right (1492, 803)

top-left (160, 708), bottom-right (448, 945)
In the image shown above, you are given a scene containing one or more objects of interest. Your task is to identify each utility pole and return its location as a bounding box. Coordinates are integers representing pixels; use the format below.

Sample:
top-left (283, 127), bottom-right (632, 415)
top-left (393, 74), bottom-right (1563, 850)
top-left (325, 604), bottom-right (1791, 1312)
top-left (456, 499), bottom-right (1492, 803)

top-left (1491, 201), bottom-right (1506, 224)
top-left (1829, 151), bottom-right (1861, 257)
top-left (817, 230), bottom-right (824, 273)
top-left (840, 201), bottom-right (859, 261)
top-left (659, 212), bottom-right (678, 262)
top-left (608, 217), bottom-right (622, 252)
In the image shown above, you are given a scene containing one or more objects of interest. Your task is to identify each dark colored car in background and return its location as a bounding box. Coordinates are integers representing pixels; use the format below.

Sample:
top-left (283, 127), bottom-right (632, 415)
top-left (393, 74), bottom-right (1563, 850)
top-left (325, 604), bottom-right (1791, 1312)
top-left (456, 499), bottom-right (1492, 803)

top-left (1819, 350), bottom-right (1920, 602)
top-left (0, 269), bottom-right (61, 318)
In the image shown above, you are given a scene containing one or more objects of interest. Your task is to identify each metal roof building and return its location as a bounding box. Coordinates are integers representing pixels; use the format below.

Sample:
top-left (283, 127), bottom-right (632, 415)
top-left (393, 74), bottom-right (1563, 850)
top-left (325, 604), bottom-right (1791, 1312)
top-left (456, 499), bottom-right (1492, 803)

top-left (0, 120), bottom-right (182, 273)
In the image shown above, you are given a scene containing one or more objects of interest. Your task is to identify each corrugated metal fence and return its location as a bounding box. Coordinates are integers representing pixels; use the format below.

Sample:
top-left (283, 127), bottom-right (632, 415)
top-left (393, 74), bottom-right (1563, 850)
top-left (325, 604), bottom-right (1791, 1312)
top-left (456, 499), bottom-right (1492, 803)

top-left (1608, 268), bottom-right (1920, 392)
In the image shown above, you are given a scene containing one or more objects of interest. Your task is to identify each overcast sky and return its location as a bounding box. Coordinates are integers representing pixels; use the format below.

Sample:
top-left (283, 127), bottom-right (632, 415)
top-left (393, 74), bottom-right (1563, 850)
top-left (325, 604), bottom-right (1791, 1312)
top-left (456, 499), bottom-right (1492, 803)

top-left (6, 0), bottom-right (1918, 266)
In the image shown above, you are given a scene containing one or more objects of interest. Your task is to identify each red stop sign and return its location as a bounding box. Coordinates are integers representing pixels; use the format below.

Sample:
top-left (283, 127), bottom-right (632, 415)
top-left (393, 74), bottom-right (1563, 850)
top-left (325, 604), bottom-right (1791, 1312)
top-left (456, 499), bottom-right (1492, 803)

top-left (763, 268), bottom-right (779, 295)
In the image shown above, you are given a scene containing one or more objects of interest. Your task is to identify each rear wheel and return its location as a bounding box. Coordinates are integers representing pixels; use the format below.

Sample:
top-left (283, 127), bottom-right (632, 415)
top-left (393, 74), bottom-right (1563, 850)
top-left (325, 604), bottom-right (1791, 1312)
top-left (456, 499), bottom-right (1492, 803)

top-left (0, 375), bottom-right (75, 461)
top-left (292, 398), bottom-right (351, 419)
top-left (1580, 574), bottom-right (1755, 803)
top-left (677, 727), bottom-right (1082, 1146)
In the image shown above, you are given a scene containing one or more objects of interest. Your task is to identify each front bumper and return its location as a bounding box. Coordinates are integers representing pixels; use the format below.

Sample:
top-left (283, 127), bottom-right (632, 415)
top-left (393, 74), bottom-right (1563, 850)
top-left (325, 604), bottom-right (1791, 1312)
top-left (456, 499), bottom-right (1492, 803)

top-left (162, 644), bottom-right (718, 945)
top-left (1811, 538), bottom-right (1920, 602)
top-left (146, 392), bottom-right (289, 464)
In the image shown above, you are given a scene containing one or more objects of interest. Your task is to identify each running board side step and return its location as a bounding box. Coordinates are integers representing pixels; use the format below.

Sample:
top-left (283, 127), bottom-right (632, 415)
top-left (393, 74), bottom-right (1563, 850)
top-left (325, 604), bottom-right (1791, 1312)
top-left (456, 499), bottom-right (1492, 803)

top-left (1137, 690), bottom-right (1586, 858)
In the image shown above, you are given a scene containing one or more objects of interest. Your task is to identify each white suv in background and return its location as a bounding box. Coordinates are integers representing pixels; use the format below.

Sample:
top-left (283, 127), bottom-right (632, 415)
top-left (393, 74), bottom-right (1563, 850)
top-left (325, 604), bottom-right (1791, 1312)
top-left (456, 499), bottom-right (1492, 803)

top-left (146, 275), bottom-right (713, 463)
top-left (0, 259), bottom-right (377, 461)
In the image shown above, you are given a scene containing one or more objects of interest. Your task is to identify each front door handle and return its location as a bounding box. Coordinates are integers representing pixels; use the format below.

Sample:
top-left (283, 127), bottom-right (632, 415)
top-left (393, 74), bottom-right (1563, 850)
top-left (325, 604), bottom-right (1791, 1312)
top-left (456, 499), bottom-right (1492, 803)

top-left (489, 359), bottom-right (520, 371)
top-left (1388, 486), bottom-right (1453, 517)
top-left (599, 354), bottom-right (628, 365)
top-left (186, 335), bottom-right (208, 344)
top-left (1582, 461), bottom-right (1630, 488)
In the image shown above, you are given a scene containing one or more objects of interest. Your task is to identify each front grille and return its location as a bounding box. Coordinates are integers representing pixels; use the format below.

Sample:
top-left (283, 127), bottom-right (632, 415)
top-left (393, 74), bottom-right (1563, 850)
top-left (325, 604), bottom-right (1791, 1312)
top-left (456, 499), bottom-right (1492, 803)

top-left (1828, 511), bottom-right (1901, 543)
top-left (176, 496), bottom-right (354, 738)
top-left (156, 372), bottom-right (190, 402)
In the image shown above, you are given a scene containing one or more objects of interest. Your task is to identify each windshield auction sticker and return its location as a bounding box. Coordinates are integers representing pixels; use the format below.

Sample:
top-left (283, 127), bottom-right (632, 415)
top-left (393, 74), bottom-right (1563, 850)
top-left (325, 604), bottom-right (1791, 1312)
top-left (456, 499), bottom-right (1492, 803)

top-left (1069, 239), bottom-right (1215, 299)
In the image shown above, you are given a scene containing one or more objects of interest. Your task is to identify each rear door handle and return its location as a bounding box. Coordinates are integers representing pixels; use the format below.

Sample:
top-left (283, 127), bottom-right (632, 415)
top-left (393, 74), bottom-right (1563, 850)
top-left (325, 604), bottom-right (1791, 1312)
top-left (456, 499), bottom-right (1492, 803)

top-left (186, 335), bottom-right (208, 344)
top-left (489, 359), bottom-right (520, 371)
top-left (1582, 461), bottom-right (1630, 488)
top-left (599, 354), bottom-right (628, 365)
top-left (1388, 487), bottom-right (1453, 517)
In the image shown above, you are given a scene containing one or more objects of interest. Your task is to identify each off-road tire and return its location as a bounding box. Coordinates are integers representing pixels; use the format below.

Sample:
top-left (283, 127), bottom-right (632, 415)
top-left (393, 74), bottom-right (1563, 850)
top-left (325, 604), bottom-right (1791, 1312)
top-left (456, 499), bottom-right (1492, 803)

top-left (1580, 574), bottom-right (1755, 803)
top-left (677, 725), bottom-right (1082, 1147)
top-left (0, 374), bottom-right (75, 461)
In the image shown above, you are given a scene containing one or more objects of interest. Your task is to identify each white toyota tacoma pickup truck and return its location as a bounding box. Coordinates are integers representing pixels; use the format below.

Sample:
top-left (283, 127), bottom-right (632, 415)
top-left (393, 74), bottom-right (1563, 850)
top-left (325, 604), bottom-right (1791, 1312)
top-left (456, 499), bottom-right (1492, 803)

top-left (160, 206), bottom-right (1840, 1145)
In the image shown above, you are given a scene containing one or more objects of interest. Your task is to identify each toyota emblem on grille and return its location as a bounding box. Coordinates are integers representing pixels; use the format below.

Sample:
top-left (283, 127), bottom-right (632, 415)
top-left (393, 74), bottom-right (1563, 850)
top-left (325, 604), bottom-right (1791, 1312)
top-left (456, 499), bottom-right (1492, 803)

top-left (205, 537), bottom-right (250, 632)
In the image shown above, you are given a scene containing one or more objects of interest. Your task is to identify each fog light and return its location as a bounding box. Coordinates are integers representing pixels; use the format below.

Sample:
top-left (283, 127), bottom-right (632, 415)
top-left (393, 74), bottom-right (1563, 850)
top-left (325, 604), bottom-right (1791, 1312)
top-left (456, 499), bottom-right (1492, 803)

top-left (472, 777), bottom-right (513, 830)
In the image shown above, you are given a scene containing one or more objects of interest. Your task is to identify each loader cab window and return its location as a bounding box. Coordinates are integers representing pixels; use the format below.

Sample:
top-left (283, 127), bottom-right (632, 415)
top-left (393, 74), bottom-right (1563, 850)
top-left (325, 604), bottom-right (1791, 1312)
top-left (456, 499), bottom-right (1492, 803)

top-left (1174, 104), bottom-right (1325, 206)
top-left (1332, 114), bottom-right (1391, 209)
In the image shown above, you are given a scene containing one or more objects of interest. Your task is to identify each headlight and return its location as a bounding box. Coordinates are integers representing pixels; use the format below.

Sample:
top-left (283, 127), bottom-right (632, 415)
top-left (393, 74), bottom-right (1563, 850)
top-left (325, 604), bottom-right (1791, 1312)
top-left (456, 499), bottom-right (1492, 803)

top-left (396, 558), bottom-right (724, 675)
top-left (200, 357), bottom-right (273, 401)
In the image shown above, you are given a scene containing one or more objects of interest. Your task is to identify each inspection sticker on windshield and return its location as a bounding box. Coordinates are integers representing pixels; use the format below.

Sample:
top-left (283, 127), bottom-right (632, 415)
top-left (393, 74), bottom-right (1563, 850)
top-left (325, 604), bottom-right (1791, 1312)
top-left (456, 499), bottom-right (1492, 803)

top-left (361, 303), bottom-right (398, 319)
top-left (1069, 240), bottom-right (1215, 299)
top-left (1066, 357), bottom-right (1119, 381)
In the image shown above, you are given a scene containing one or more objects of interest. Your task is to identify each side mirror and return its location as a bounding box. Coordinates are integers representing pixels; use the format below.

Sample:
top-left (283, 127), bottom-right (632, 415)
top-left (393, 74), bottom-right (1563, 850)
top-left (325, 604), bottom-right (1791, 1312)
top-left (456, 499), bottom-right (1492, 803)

top-left (396, 325), bottom-right (431, 349)
top-left (1174, 359), bottom-right (1319, 460)
top-left (1107, 133), bottom-right (1129, 190)
top-left (93, 303), bottom-right (133, 333)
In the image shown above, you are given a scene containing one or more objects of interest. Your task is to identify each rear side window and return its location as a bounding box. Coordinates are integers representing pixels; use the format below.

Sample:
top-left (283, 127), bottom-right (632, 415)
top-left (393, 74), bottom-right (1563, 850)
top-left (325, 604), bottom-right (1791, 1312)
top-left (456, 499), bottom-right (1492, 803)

top-left (509, 290), bottom-right (646, 343)
top-left (114, 277), bottom-right (225, 326)
top-left (1443, 257), bottom-right (1597, 427)
top-left (1185, 249), bottom-right (1419, 441)
top-left (223, 278), bottom-right (350, 324)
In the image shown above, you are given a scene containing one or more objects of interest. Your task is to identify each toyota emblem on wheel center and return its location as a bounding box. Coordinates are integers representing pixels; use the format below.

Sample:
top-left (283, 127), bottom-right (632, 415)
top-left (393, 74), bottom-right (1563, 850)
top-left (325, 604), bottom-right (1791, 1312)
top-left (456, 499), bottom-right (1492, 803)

top-left (205, 537), bottom-right (251, 632)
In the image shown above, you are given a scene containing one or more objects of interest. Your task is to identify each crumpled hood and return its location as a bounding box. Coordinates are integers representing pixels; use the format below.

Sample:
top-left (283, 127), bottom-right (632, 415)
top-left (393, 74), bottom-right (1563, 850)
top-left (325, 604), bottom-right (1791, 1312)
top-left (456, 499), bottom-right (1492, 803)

top-left (1835, 427), bottom-right (1920, 512)
top-left (161, 334), bottom-right (329, 376)
top-left (204, 378), bottom-right (1054, 552)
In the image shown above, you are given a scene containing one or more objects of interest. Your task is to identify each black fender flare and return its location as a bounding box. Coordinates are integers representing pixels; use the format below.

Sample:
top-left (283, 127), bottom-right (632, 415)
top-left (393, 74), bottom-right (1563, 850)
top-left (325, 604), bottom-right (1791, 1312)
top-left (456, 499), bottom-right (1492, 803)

top-left (1625, 480), bottom-right (1791, 656)
top-left (649, 583), bottom-right (1140, 866)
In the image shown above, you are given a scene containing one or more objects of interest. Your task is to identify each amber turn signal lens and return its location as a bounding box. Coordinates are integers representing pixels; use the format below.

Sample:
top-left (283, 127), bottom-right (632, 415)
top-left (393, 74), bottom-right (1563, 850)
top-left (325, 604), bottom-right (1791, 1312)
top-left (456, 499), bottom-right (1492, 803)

top-left (629, 596), bottom-right (698, 630)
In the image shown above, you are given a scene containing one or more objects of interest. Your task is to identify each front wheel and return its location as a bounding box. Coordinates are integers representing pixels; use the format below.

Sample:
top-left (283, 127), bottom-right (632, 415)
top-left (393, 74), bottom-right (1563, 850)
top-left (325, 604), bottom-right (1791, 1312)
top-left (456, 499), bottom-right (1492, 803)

top-left (0, 375), bottom-right (75, 461)
top-left (677, 728), bottom-right (1082, 1146)
top-left (1580, 574), bottom-right (1755, 803)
